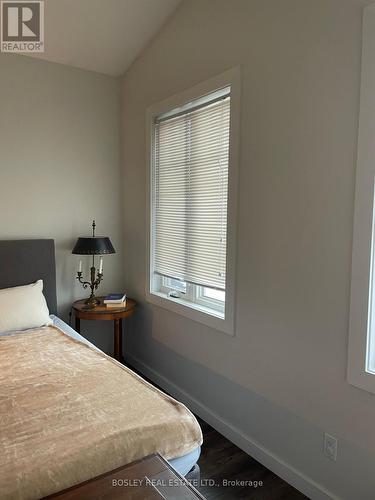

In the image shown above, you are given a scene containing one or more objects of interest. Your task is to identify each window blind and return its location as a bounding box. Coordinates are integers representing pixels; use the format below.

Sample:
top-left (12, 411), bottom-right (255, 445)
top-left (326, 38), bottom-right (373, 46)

top-left (153, 91), bottom-right (230, 291)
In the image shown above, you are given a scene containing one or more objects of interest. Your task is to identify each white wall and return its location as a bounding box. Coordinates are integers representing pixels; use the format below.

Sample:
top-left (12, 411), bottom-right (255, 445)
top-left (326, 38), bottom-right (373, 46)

top-left (121, 0), bottom-right (375, 498)
top-left (0, 53), bottom-right (123, 352)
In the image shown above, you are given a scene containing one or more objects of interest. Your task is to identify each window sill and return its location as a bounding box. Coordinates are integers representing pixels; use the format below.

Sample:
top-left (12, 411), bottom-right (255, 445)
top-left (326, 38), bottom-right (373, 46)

top-left (146, 290), bottom-right (234, 336)
top-left (347, 367), bottom-right (375, 395)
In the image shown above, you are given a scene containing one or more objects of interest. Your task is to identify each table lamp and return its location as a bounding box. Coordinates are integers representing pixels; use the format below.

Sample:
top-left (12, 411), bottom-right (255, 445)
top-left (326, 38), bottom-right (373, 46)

top-left (72, 220), bottom-right (115, 307)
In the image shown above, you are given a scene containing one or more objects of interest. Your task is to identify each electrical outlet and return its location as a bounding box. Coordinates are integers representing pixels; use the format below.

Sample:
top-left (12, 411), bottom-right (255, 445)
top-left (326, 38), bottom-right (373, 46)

top-left (323, 433), bottom-right (338, 461)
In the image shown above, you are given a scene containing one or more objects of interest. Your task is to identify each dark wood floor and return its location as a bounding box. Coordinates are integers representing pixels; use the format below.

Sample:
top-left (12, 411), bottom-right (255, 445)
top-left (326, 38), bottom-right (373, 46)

top-left (196, 418), bottom-right (307, 500)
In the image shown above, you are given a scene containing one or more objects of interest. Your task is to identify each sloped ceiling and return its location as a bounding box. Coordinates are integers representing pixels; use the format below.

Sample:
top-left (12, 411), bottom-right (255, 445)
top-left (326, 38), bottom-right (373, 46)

top-left (26, 0), bottom-right (182, 75)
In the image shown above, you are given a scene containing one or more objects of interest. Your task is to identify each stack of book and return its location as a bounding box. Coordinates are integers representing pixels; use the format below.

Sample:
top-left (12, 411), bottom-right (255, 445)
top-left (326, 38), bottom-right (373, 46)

top-left (103, 293), bottom-right (127, 308)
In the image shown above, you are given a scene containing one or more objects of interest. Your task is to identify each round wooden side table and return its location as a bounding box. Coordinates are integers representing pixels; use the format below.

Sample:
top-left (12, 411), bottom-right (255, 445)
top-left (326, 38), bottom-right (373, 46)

top-left (72, 297), bottom-right (136, 363)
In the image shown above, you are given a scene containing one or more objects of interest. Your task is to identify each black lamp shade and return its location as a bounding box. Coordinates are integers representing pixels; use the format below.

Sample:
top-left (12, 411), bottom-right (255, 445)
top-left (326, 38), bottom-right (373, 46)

top-left (72, 237), bottom-right (116, 255)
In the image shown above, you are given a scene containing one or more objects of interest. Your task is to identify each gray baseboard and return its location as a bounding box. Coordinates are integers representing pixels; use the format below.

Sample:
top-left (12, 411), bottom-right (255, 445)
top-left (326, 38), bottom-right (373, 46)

top-left (126, 353), bottom-right (337, 500)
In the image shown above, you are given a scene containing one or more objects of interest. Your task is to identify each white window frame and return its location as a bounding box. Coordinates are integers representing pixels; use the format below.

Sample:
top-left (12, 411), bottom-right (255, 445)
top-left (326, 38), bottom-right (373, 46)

top-left (348, 5), bottom-right (375, 393)
top-left (196, 286), bottom-right (225, 314)
top-left (160, 277), bottom-right (225, 315)
top-left (145, 67), bottom-right (241, 336)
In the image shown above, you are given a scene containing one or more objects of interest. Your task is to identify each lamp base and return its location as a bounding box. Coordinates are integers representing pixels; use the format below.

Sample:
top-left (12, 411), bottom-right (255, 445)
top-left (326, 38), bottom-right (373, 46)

top-left (76, 267), bottom-right (103, 309)
top-left (85, 295), bottom-right (99, 308)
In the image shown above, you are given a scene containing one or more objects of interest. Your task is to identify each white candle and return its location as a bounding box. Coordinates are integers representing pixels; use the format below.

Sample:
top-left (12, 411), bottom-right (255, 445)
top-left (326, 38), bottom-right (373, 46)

top-left (78, 260), bottom-right (82, 273)
top-left (99, 257), bottom-right (103, 274)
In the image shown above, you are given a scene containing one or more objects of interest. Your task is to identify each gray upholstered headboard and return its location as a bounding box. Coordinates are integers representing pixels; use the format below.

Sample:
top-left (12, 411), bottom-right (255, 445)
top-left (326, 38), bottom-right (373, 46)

top-left (0, 239), bottom-right (57, 314)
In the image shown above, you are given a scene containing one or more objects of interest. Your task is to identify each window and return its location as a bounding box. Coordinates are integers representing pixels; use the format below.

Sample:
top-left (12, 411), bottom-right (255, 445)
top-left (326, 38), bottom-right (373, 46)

top-left (348, 5), bottom-right (375, 393)
top-left (153, 88), bottom-right (229, 313)
top-left (146, 69), bottom-right (240, 335)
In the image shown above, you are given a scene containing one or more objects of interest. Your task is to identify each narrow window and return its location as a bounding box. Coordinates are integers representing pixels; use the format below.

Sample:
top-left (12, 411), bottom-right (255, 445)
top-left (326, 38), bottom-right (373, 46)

top-left (348, 5), bottom-right (375, 393)
top-left (146, 69), bottom-right (239, 334)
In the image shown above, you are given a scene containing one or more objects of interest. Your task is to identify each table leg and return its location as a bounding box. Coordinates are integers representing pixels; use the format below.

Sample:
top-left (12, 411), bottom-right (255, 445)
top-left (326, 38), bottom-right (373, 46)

top-left (114, 319), bottom-right (123, 362)
top-left (119, 319), bottom-right (123, 360)
top-left (75, 316), bottom-right (80, 333)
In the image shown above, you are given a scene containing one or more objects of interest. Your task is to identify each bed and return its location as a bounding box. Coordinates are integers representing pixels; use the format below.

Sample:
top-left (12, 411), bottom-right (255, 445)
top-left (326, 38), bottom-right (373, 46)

top-left (0, 240), bottom-right (202, 499)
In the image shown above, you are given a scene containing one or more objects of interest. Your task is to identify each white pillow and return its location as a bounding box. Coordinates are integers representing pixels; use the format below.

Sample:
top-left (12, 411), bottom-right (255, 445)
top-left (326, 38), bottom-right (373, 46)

top-left (0, 280), bottom-right (53, 333)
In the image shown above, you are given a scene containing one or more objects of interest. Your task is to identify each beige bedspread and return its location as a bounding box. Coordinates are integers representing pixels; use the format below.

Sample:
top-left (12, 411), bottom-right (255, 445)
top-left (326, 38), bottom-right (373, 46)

top-left (0, 326), bottom-right (202, 499)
